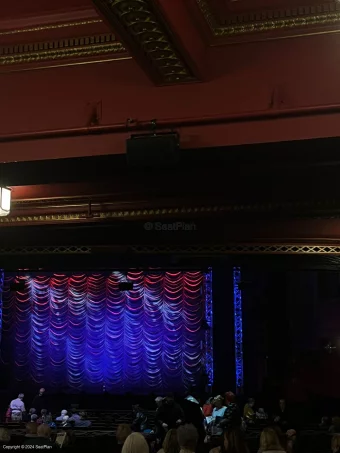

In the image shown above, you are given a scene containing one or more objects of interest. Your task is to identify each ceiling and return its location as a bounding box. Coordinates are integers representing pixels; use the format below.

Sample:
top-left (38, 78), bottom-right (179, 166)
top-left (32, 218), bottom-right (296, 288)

top-left (0, 0), bottom-right (339, 79)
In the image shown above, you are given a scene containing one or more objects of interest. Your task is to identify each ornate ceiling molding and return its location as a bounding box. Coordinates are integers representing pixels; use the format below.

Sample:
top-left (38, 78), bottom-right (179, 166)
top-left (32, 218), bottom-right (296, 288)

top-left (92, 0), bottom-right (198, 84)
top-left (0, 19), bottom-right (103, 36)
top-left (197, 0), bottom-right (340, 38)
top-left (0, 33), bottom-right (126, 66)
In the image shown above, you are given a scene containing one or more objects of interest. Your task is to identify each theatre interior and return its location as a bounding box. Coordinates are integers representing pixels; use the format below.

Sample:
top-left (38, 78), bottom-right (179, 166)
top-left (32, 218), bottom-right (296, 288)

top-left (1, 0), bottom-right (340, 452)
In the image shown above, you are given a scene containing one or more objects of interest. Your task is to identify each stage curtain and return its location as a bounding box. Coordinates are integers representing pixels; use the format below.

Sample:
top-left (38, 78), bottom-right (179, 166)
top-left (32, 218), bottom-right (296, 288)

top-left (0, 271), bottom-right (209, 394)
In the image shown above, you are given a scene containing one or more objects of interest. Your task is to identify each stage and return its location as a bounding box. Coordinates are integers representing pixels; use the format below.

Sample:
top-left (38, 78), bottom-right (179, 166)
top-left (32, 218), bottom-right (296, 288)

top-left (0, 269), bottom-right (213, 398)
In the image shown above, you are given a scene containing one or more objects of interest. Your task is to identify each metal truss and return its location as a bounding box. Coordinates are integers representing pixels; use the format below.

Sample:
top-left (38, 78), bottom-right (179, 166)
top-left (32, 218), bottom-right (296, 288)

top-left (130, 244), bottom-right (340, 255)
top-left (204, 268), bottom-right (213, 388)
top-left (0, 246), bottom-right (91, 255)
top-left (233, 267), bottom-right (244, 393)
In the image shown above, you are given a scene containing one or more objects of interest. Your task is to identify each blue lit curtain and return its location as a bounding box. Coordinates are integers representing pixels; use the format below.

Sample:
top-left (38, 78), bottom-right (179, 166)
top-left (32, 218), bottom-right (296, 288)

top-left (0, 271), bottom-right (210, 394)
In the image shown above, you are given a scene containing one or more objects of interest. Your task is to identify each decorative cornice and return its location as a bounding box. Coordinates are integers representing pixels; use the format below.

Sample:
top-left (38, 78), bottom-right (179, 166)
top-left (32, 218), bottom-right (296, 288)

top-left (92, 0), bottom-right (197, 84)
top-left (0, 19), bottom-right (103, 36)
top-left (0, 33), bottom-right (126, 65)
top-left (196, 0), bottom-right (340, 37)
top-left (3, 198), bottom-right (340, 225)
top-left (130, 243), bottom-right (340, 255)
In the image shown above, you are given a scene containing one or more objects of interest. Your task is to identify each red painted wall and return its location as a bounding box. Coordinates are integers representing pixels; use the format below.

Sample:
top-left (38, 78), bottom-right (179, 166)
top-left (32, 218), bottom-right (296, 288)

top-left (1, 32), bottom-right (340, 161)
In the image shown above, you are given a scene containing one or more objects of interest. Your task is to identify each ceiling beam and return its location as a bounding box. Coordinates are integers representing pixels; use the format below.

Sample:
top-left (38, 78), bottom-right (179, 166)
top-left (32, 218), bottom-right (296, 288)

top-left (92, 0), bottom-right (199, 85)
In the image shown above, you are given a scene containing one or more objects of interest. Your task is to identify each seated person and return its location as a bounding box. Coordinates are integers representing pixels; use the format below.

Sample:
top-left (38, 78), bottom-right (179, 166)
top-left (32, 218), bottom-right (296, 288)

top-left (203, 398), bottom-right (214, 417)
top-left (132, 404), bottom-right (148, 432)
top-left (23, 423), bottom-right (56, 449)
top-left (25, 422), bottom-right (38, 437)
top-left (0, 428), bottom-right (11, 448)
top-left (61, 415), bottom-right (72, 428)
top-left (69, 410), bottom-right (91, 428)
top-left (116, 424), bottom-right (132, 453)
top-left (330, 417), bottom-right (340, 434)
top-left (256, 408), bottom-right (268, 420)
top-left (56, 409), bottom-right (68, 421)
top-left (332, 434), bottom-right (340, 453)
top-left (23, 408), bottom-right (36, 422)
top-left (243, 398), bottom-right (256, 423)
top-left (206, 396), bottom-right (227, 436)
top-left (221, 392), bottom-right (241, 430)
top-left (5, 407), bottom-right (11, 424)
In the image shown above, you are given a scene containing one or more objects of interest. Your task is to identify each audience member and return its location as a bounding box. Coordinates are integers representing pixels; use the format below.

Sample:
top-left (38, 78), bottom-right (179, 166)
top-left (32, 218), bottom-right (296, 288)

top-left (158, 429), bottom-right (180, 453)
top-left (61, 415), bottom-right (72, 427)
top-left (330, 417), bottom-right (340, 434)
top-left (9, 393), bottom-right (25, 421)
top-left (132, 404), bottom-right (148, 432)
top-left (0, 428), bottom-right (11, 447)
top-left (69, 410), bottom-right (91, 428)
top-left (23, 407), bottom-right (36, 422)
top-left (116, 424), bottom-right (133, 452)
top-left (56, 409), bottom-right (68, 421)
top-left (203, 398), bottom-right (214, 417)
top-left (332, 434), bottom-right (340, 453)
top-left (286, 429), bottom-right (296, 453)
top-left (25, 421), bottom-right (38, 437)
top-left (121, 432), bottom-right (149, 453)
top-left (156, 397), bottom-right (164, 409)
top-left (208, 396), bottom-right (227, 436)
top-left (221, 393), bottom-right (241, 430)
top-left (209, 427), bottom-right (249, 453)
top-left (182, 394), bottom-right (205, 441)
top-left (243, 399), bottom-right (256, 423)
top-left (259, 427), bottom-right (286, 453)
top-left (274, 399), bottom-right (291, 429)
top-left (156, 394), bottom-right (184, 432)
top-left (31, 388), bottom-right (47, 414)
top-left (177, 424), bottom-right (198, 453)
top-left (5, 406), bottom-right (11, 423)
top-left (271, 426), bottom-right (287, 452)
top-left (23, 423), bottom-right (55, 448)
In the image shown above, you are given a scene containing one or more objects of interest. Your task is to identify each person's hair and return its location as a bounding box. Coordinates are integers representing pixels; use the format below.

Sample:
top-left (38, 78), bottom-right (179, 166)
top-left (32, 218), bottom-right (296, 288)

top-left (41, 409), bottom-right (47, 416)
top-left (0, 428), bottom-right (11, 442)
top-left (29, 408), bottom-right (36, 414)
top-left (121, 432), bottom-right (149, 453)
top-left (333, 417), bottom-right (340, 427)
top-left (222, 427), bottom-right (249, 453)
top-left (31, 414), bottom-right (38, 422)
top-left (18, 393), bottom-right (24, 399)
top-left (272, 425), bottom-right (287, 451)
top-left (260, 428), bottom-right (284, 451)
top-left (26, 422), bottom-right (38, 435)
top-left (332, 434), bottom-right (340, 452)
top-left (37, 424), bottom-right (51, 438)
top-left (162, 429), bottom-right (180, 453)
top-left (225, 392), bottom-right (236, 404)
top-left (116, 424), bottom-right (132, 444)
top-left (177, 424), bottom-right (198, 451)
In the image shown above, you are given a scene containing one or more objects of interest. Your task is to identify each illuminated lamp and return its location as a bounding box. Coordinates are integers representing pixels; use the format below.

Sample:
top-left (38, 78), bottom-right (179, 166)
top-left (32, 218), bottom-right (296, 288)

top-left (0, 187), bottom-right (11, 216)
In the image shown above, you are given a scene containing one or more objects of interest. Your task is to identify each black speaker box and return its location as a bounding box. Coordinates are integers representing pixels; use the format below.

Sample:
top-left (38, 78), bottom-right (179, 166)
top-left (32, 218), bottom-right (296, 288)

top-left (126, 133), bottom-right (180, 168)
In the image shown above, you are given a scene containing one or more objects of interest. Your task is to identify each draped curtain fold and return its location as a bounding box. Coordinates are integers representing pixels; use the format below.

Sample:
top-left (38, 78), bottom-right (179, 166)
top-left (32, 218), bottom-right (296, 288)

top-left (0, 270), bottom-right (210, 394)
